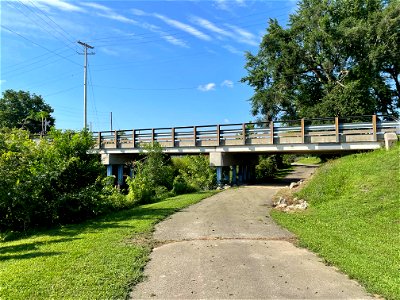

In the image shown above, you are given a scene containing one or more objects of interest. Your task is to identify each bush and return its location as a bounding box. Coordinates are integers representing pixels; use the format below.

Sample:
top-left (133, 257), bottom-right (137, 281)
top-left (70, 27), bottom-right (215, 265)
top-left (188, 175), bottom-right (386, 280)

top-left (255, 156), bottom-right (278, 182)
top-left (0, 128), bottom-right (128, 232)
top-left (172, 175), bottom-right (196, 195)
top-left (172, 155), bottom-right (216, 190)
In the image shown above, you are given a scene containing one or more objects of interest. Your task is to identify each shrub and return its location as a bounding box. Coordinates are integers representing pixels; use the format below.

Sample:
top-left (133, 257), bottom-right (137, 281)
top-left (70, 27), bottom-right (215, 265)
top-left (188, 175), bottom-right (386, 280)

top-left (255, 155), bottom-right (278, 182)
top-left (0, 128), bottom-right (128, 232)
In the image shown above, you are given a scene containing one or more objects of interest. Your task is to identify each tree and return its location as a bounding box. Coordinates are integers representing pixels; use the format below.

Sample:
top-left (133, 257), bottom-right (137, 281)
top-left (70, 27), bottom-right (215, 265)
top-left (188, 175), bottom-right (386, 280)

top-left (0, 89), bottom-right (55, 133)
top-left (241, 0), bottom-right (399, 121)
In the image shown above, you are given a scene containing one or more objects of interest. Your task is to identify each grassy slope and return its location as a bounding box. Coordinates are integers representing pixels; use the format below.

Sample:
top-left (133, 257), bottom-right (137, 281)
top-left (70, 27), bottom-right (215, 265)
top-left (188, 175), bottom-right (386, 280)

top-left (272, 145), bottom-right (400, 300)
top-left (0, 191), bottom-right (216, 300)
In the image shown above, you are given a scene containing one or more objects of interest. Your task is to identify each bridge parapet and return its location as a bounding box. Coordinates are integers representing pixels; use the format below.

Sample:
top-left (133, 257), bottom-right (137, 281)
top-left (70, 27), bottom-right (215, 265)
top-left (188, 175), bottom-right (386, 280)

top-left (92, 115), bottom-right (399, 153)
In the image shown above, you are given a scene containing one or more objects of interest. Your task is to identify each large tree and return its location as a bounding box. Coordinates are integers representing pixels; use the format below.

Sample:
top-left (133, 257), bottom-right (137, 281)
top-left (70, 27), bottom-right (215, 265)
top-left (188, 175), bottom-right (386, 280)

top-left (0, 89), bottom-right (55, 133)
top-left (241, 0), bottom-right (399, 121)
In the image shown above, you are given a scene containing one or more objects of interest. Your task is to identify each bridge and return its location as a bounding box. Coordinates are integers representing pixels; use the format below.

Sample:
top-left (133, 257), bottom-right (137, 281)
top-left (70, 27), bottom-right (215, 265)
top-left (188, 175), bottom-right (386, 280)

top-left (92, 115), bottom-right (399, 186)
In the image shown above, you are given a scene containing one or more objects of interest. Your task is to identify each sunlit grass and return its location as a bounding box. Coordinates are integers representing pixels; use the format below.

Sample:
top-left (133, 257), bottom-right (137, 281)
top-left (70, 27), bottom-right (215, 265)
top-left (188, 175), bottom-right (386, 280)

top-left (0, 191), bottom-right (216, 300)
top-left (272, 145), bottom-right (400, 300)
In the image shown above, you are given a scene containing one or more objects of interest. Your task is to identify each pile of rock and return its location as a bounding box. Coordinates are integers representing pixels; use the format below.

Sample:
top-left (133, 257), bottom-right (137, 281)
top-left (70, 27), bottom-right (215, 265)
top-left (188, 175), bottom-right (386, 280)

top-left (272, 179), bottom-right (308, 212)
top-left (273, 196), bottom-right (308, 212)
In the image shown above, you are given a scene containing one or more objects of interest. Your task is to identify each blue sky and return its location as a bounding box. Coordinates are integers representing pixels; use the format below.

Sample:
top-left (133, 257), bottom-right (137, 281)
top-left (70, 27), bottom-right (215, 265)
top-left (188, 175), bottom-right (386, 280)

top-left (1, 0), bottom-right (296, 131)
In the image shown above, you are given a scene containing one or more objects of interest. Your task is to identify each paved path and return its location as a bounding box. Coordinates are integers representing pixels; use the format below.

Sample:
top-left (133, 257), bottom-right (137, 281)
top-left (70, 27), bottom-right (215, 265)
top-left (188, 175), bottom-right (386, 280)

top-left (131, 166), bottom-right (373, 299)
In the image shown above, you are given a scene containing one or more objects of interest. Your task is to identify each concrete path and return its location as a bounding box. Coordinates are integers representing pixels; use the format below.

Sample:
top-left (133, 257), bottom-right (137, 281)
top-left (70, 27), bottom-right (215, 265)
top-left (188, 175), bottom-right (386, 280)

top-left (130, 166), bottom-right (373, 299)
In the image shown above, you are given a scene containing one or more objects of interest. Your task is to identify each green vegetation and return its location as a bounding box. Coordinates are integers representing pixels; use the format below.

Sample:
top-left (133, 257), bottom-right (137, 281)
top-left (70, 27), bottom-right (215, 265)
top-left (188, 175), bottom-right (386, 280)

top-left (242, 0), bottom-right (399, 121)
top-left (272, 145), bottom-right (400, 299)
top-left (126, 144), bottom-right (216, 204)
top-left (0, 128), bottom-right (128, 232)
top-left (0, 191), bottom-right (215, 300)
top-left (0, 90), bottom-right (55, 134)
top-left (295, 156), bottom-right (322, 165)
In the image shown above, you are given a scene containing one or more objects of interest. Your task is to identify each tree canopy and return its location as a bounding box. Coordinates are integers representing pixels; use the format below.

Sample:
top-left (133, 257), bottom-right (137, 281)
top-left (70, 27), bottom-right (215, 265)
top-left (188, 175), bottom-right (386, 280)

top-left (241, 0), bottom-right (399, 121)
top-left (0, 89), bottom-right (55, 133)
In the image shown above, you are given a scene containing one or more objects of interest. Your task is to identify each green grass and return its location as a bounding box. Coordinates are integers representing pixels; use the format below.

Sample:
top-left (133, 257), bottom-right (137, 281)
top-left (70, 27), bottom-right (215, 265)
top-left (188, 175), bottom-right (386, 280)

top-left (272, 145), bottom-right (400, 300)
top-left (0, 191), bottom-right (216, 300)
top-left (295, 156), bottom-right (322, 165)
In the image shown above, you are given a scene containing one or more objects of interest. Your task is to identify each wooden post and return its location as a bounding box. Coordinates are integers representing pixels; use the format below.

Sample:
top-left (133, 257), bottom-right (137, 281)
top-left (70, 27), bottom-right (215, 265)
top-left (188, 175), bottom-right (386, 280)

top-left (217, 125), bottom-right (221, 146)
top-left (301, 118), bottom-right (305, 144)
top-left (335, 117), bottom-right (339, 143)
top-left (193, 126), bottom-right (197, 146)
top-left (114, 130), bottom-right (118, 148)
top-left (171, 127), bottom-right (175, 147)
top-left (270, 121), bottom-right (274, 144)
top-left (242, 123), bottom-right (246, 145)
top-left (97, 132), bottom-right (101, 149)
top-left (151, 128), bottom-right (155, 144)
top-left (132, 130), bottom-right (136, 148)
top-left (372, 114), bottom-right (377, 141)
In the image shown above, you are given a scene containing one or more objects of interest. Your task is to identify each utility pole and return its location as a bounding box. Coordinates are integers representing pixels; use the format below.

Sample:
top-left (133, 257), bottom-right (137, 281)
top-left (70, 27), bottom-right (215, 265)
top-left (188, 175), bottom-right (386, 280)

top-left (110, 112), bottom-right (113, 131)
top-left (77, 40), bottom-right (95, 129)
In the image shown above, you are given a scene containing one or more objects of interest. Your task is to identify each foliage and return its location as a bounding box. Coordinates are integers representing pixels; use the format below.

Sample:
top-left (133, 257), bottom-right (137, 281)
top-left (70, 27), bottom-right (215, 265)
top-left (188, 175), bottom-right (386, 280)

top-left (241, 0), bottom-right (399, 121)
top-left (172, 155), bottom-right (216, 191)
top-left (0, 191), bottom-right (216, 300)
top-left (0, 128), bottom-right (126, 232)
top-left (126, 143), bottom-right (175, 203)
top-left (0, 90), bottom-right (55, 134)
top-left (272, 144), bottom-right (400, 299)
top-left (255, 156), bottom-right (278, 182)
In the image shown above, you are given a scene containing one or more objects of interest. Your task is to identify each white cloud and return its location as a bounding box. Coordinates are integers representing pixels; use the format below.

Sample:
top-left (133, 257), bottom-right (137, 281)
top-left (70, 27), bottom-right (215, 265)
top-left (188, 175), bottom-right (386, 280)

top-left (97, 12), bottom-right (138, 25)
top-left (223, 45), bottom-right (243, 55)
top-left (131, 8), bottom-right (146, 16)
top-left (154, 13), bottom-right (211, 41)
top-left (0, 80), bottom-right (6, 85)
top-left (163, 35), bottom-right (189, 48)
top-left (191, 17), bottom-right (233, 38)
top-left (221, 80), bottom-right (234, 88)
top-left (225, 24), bottom-right (258, 46)
top-left (22, 0), bottom-right (85, 12)
top-left (198, 83), bottom-right (216, 92)
top-left (224, 118), bottom-right (230, 123)
top-left (214, 0), bottom-right (246, 11)
top-left (100, 47), bottom-right (119, 56)
top-left (81, 2), bottom-right (111, 12)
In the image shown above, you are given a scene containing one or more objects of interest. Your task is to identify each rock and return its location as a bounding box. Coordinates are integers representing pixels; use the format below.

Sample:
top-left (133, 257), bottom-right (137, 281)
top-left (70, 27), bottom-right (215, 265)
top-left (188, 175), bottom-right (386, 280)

top-left (289, 182), bottom-right (299, 189)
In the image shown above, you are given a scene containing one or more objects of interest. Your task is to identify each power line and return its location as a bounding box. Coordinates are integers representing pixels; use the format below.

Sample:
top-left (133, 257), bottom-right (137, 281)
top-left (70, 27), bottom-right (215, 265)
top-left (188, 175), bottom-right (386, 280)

top-left (7, 1), bottom-right (76, 52)
top-left (27, 0), bottom-right (77, 44)
top-left (1, 25), bottom-right (81, 67)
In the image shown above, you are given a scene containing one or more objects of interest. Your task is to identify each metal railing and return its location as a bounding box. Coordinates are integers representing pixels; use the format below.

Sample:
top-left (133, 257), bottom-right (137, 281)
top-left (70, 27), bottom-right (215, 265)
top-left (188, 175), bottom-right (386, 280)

top-left (92, 115), bottom-right (399, 150)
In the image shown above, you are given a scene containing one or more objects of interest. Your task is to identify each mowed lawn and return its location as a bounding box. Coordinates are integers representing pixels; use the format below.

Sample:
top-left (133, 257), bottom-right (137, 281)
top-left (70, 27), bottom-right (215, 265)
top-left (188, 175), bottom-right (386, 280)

top-left (0, 191), bottom-right (216, 299)
top-left (272, 145), bottom-right (400, 300)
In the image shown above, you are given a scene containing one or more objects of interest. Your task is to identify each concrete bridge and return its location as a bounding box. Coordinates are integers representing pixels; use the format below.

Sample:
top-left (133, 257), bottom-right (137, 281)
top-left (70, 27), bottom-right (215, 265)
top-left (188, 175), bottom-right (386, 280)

top-left (92, 115), bottom-right (399, 186)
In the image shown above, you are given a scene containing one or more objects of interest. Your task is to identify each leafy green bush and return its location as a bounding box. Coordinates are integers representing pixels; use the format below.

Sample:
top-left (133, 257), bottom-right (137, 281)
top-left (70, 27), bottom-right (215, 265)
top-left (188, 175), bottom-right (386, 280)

top-left (0, 128), bottom-right (128, 232)
top-left (255, 155), bottom-right (278, 182)
top-left (172, 155), bottom-right (216, 190)
top-left (172, 175), bottom-right (196, 195)
top-left (126, 143), bottom-right (175, 203)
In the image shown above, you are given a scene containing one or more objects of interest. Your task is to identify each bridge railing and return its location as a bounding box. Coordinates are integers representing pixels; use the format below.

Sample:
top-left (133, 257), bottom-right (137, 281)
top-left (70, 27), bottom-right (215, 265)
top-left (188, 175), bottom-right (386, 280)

top-left (92, 115), bottom-right (399, 150)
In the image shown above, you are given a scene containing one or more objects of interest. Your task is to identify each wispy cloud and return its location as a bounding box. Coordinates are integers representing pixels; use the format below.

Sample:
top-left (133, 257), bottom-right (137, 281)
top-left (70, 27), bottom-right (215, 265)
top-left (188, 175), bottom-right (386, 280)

top-left (221, 80), bottom-right (234, 88)
top-left (198, 83), bottom-right (216, 92)
top-left (223, 45), bottom-right (243, 55)
top-left (21, 0), bottom-right (85, 12)
top-left (140, 21), bottom-right (189, 48)
top-left (131, 8), bottom-right (146, 16)
top-left (225, 24), bottom-right (258, 46)
top-left (82, 2), bottom-right (137, 25)
top-left (154, 13), bottom-right (212, 41)
top-left (214, 0), bottom-right (246, 11)
top-left (0, 80), bottom-right (6, 85)
top-left (99, 47), bottom-right (119, 56)
top-left (190, 16), bottom-right (233, 38)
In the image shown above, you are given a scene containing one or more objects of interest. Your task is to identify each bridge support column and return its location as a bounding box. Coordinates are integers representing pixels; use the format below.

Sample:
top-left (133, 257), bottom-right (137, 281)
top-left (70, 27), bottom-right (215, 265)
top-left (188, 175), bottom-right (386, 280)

top-left (216, 166), bottom-right (223, 186)
top-left (223, 167), bottom-right (230, 183)
top-left (231, 166), bottom-right (237, 185)
top-left (106, 165), bottom-right (113, 177)
top-left (238, 165), bottom-right (243, 185)
top-left (117, 165), bottom-right (124, 187)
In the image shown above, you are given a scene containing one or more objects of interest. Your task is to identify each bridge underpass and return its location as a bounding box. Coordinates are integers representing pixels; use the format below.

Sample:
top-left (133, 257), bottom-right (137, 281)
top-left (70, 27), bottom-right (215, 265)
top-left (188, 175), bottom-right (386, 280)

top-left (92, 115), bottom-right (399, 186)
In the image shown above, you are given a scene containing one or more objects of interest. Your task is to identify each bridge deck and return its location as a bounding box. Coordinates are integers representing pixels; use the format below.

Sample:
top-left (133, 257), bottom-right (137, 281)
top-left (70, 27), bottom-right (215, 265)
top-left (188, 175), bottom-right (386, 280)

top-left (93, 116), bottom-right (399, 154)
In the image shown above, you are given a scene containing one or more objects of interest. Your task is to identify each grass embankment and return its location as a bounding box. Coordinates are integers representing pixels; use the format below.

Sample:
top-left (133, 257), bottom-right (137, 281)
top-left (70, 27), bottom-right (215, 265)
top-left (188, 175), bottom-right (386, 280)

top-left (0, 191), bottom-right (216, 299)
top-left (294, 156), bottom-right (322, 165)
top-left (272, 145), bottom-right (400, 300)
